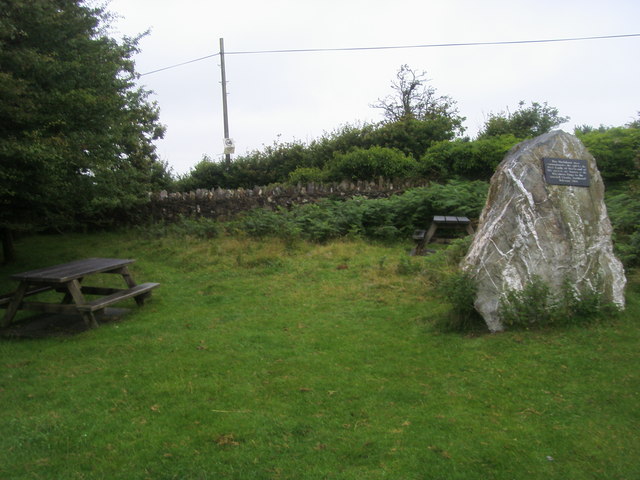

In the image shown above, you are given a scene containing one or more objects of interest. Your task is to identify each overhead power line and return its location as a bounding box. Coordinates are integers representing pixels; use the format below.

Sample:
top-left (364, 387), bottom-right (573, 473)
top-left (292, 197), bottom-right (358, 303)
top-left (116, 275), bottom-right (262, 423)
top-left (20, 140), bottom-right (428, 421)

top-left (140, 32), bottom-right (640, 76)
top-left (140, 53), bottom-right (219, 76)
top-left (226, 33), bottom-right (640, 55)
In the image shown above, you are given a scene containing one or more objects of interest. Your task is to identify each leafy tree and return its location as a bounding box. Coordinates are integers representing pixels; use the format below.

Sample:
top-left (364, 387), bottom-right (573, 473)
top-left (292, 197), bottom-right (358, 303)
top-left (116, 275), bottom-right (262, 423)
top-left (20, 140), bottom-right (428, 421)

top-left (0, 0), bottom-right (168, 262)
top-left (368, 65), bottom-right (466, 160)
top-left (371, 65), bottom-right (463, 128)
top-left (627, 112), bottom-right (640, 129)
top-left (477, 101), bottom-right (569, 139)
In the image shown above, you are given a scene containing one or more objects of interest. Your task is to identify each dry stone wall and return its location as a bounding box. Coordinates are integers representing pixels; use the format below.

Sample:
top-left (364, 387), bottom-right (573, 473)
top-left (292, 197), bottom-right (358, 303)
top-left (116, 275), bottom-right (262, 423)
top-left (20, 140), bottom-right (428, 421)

top-left (149, 179), bottom-right (428, 222)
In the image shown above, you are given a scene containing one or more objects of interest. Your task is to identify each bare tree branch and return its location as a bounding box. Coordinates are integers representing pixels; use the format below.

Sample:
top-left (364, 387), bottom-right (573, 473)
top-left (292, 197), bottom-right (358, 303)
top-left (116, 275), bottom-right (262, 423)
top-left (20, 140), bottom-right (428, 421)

top-left (371, 65), bottom-right (460, 124)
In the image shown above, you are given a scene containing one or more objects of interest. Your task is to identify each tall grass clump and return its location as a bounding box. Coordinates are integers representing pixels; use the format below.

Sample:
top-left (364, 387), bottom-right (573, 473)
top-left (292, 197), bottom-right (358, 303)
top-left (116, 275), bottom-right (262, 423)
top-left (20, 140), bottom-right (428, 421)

top-left (436, 270), bottom-right (482, 332)
top-left (135, 215), bottom-right (221, 239)
top-left (415, 236), bottom-right (485, 332)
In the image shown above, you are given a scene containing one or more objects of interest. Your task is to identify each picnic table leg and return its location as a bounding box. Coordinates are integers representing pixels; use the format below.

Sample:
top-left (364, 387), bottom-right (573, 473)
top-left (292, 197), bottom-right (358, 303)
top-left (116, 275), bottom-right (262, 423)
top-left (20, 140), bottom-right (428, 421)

top-left (424, 223), bottom-right (438, 246)
top-left (413, 238), bottom-right (425, 256)
top-left (65, 279), bottom-right (98, 329)
top-left (1, 281), bottom-right (29, 327)
top-left (62, 277), bottom-right (83, 304)
top-left (117, 266), bottom-right (147, 306)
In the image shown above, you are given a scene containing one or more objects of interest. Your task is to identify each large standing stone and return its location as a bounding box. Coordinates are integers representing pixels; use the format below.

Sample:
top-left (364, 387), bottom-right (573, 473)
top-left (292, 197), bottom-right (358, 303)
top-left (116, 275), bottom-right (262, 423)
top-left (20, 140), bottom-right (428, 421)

top-left (462, 130), bottom-right (626, 332)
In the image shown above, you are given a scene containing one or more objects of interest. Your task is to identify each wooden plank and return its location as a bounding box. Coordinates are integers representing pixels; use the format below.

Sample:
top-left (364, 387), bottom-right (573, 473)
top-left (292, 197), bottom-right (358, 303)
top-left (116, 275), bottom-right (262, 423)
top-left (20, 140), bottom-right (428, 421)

top-left (77, 283), bottom-right (159, 312)
top-left (10, 258), bottom-right (135, 284)
top-left (432, 215), bottom-right (471, 225)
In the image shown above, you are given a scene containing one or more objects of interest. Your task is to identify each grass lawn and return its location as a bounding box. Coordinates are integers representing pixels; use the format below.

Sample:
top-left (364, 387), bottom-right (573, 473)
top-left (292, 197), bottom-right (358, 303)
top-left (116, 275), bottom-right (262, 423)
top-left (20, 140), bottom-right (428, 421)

top-left (1, 232), bottom-right (639, 479)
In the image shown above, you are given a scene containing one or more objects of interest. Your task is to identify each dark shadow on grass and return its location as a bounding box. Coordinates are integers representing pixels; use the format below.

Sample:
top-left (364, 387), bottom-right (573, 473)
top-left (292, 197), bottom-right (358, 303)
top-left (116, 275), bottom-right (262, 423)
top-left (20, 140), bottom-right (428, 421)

top-left (0, 308), bottom-right (129, 339)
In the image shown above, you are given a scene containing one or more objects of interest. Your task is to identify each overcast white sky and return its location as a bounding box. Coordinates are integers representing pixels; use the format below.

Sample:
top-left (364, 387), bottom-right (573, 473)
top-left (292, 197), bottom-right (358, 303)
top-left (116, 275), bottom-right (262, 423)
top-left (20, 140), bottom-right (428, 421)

top-left (107, 0), bottom-right (640, 175)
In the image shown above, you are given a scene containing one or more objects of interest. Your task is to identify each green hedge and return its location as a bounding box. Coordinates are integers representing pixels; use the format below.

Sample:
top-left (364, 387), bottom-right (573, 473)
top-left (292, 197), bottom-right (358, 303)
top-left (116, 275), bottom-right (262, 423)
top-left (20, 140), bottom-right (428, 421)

top-left (418, 135), bottom-right (520, 181)
top-left (325, 146), bottom-right (418, 182)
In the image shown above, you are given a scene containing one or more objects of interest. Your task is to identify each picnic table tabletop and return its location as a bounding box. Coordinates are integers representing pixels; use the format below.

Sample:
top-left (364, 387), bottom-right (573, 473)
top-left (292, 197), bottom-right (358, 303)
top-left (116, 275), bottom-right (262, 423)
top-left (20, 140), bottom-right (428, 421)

top-left (11, 258), bottom-right (135, 283)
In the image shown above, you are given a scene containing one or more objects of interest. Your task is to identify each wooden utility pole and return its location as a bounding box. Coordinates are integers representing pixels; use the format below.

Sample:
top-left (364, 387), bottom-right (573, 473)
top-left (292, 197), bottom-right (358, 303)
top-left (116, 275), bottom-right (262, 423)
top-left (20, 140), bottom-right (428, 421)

top-left (219, 38), bottom-right (232, 163)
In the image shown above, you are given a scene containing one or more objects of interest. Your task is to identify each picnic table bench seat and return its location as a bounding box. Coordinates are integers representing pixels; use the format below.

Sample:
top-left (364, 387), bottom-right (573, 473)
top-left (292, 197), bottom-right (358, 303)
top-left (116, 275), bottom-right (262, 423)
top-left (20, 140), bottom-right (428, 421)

top-left (76, 282), bottom-right (159, 312)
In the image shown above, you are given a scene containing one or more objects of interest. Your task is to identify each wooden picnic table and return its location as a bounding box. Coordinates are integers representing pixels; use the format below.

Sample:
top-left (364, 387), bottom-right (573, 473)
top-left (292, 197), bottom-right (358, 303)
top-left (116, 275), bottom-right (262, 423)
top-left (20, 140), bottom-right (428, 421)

top-left (411, 216), bottom-right (475, 256)
top-left (0, 258), bottom-right (159, 329)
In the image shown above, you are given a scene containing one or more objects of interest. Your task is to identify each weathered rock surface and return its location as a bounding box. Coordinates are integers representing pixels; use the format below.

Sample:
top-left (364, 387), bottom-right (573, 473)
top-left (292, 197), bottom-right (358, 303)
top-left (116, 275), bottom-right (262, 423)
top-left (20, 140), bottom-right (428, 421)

top-left (462, 130), bottom-right (626, 332)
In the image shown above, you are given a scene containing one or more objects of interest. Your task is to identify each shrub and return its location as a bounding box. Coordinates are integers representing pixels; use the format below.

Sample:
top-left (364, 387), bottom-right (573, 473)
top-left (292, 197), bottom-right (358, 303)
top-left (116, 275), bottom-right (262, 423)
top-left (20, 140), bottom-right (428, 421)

top-left (418, 238), bottom-right (483, 333)
top-left (358, 181), bottom-right (487, 241)
top-left (395, 256), bottom-right (423, 275)
top-left (498, 276), bottom-right (619, 328)
top-left (431, 269), bottom-right (485, 333)
top-left (326, 146), bottom-right (418, 182)
top-left (290, 202), bottom-right (350, 243)
top-left (172, 117), bottom-right (463, 190)
top-left (418, 135), bottom-right (520, 181)
top-left (363, 117), bottom-right (463, 159)
top-left (442, 236), bottom-right (474, 264)
top-left (616, 230), bottom-right (640, 267)
top-left (605, 181), bottom-right (640, 266)
top-left (577, 126), bottom-right (640, 181)
top-left (174, 156), bottom-right (227, 191)
top-left (477, 101), bottom-right (569, 139)
top-left (230, 182), bottom-right (487, 244)
top-left (499, 276), bottom-right (554, 327)
top-left (425, 180), bottom-right (489, 218)
top-left (287, 167), bottom-right (327, 185)
top-left (234, 208), bottom-right (300, 239)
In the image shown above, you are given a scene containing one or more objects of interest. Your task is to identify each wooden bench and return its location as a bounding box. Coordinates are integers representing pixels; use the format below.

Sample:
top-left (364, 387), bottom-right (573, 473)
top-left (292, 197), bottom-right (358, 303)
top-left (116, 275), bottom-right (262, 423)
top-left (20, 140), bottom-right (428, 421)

top-left (77, 282), bottom-right (159, 313)
top-left (411, 215), bottom-right (475, 255)
top-left (76, 282), bottom-right (159, 326)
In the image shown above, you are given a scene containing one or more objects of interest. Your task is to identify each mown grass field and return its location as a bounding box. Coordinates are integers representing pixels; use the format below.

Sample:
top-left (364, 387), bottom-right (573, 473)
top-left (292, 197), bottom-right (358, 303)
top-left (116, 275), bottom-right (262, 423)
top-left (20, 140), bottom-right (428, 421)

top-left (1, 232), bottom-right (639, 479)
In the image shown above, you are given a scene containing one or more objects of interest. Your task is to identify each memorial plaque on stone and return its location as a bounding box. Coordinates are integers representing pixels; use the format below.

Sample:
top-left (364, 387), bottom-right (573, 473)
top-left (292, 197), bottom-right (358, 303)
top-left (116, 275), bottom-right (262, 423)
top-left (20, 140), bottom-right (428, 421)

top-left (542, 157), bottom-right (590, 187)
